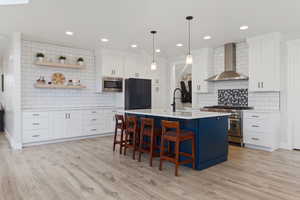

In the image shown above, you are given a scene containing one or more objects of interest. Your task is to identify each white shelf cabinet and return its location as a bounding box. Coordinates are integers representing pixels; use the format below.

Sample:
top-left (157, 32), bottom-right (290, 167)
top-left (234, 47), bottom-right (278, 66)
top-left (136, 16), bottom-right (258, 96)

top-left (22, 107), bottom-right (115, 145)
top-left (247, 33), bottom-right (281, 92)
top-left (101, 50), bottom-right (124, 78)
top-left (192, 48), bottom-right (213, 94)
top-left (243, 110), bottom-right (280, 151)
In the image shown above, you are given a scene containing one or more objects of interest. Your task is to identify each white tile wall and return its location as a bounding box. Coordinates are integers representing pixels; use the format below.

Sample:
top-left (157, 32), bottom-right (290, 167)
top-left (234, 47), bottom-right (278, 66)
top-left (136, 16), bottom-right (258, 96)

top-left (21, 40), bottom-right (115, 108)
top-left (195, 42), bottom-right (280, 110)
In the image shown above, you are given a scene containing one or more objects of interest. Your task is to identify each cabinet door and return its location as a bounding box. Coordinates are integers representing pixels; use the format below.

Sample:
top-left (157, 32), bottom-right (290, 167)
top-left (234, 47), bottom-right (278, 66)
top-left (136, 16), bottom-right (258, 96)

top-left (248, 41), bottom-right (262, 92)
top-left (124, 55), bottom-right (138, 78)
top-left (102, 109), bottom-right (115, 133)
top-left (102, 51), bottom-right (124, 77)
top-left (67, 111), bottom-right (83, 137)
top-left (50, 111), bottom-right (68, 139)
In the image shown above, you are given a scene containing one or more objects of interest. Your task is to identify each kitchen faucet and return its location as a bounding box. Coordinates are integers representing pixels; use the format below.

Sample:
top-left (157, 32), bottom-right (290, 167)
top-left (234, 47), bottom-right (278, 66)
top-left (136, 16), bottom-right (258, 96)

top-left (171, 88), bottom-right (182, 112)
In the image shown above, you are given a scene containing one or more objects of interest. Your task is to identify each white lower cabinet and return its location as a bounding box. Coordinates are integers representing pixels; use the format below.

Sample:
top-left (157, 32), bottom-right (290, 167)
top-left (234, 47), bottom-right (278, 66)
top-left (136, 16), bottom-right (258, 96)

top-left (243, 111), bottom-right (280, 151)
top-left (22, 107), bottom-right (115, 144)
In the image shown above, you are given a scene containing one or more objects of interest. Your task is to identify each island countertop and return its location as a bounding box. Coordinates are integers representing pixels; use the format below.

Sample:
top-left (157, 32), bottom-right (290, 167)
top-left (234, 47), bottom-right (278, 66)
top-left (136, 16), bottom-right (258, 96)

top-left (124, 109), bottom-right (231, 120)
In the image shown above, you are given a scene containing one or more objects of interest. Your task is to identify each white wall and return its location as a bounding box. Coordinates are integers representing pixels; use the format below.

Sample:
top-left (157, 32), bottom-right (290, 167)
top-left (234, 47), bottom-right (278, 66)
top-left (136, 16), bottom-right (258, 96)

top-left (193, 42), bottom-right (280, 110)
top-left (2, 32), bottom-right (22, 149)
top-left (21, 41), bottom-right (115, 109)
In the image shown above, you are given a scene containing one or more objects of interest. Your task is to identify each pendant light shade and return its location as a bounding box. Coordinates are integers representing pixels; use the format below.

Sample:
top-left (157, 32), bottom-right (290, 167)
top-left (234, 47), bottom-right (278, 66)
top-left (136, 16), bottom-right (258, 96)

top-left (186, 16), bottom-right (193, 65)
top-left (150, 30), bottom-right (157, 71)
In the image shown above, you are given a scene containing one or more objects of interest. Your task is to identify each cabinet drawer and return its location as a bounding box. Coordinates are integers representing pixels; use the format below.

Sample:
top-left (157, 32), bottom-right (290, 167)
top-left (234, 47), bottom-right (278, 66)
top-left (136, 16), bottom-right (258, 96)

top-left (244, 113), bottom-right (267, 121)
top-left (23, 112), bottom-right (49, 119)
top-left (84, 109), bottom-right (102, 116)
top-left (244, 120), bottom-right (265, 132)
top-left (23, 129), bottom-right (50, 143)
top-left (244, 133), bottom-right (267, 146)
top-left (23, 118), bottom-right (49, 130)
top-left (84, 124), bottom-right (104, 135)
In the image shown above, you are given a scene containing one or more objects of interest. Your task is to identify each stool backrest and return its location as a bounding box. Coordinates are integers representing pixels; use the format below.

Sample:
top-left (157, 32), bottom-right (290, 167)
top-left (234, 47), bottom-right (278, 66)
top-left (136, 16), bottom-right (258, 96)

top-left (141, 117), bottom-right (154, 128)
top-left (161, 120), bottom-right (180, 137)
top-left (115, 114), bottom-right (125, 128)
top-left (126, 116), bottom-right (138, 132)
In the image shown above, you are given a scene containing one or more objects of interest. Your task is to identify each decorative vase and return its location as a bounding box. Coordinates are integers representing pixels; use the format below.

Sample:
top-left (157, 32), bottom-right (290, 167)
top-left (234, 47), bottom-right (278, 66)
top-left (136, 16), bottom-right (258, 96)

top-left (78, 61), bottom-right (84, 66)
top-left (59, 59), bottom-right (65, 64)
top-left (37, 57), bottom-right (44, 62)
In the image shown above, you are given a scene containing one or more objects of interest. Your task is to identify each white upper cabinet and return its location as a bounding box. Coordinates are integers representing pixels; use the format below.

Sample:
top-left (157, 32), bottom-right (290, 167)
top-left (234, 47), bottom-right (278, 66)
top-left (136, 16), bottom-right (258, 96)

top-left (101, 50), bottom-right (124, 78)
top-left (247, 33), bottom-right (281, 92)
top-left (192, 48), bottom-right (213, 93)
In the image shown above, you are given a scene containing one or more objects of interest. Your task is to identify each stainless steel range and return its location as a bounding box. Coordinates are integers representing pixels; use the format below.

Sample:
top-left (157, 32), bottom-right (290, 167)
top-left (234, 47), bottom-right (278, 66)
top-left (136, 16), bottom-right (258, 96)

top-left (201, 105), bottom-right (253, 146)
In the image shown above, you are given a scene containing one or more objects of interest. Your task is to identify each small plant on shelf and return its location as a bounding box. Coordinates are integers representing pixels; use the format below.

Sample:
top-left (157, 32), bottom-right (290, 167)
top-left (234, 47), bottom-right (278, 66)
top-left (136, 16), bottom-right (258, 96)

top-left (77, 57), bottom-right (84, 65)
top-left (36, 53), bottom-right (45, 62)
top-left (59, 56), bottom-right (66, 64)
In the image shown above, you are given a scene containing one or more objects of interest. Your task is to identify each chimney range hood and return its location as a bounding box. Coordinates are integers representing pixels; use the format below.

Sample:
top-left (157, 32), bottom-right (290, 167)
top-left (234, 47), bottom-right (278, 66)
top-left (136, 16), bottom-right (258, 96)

top-left (205, 43), bottom-right (248, 82)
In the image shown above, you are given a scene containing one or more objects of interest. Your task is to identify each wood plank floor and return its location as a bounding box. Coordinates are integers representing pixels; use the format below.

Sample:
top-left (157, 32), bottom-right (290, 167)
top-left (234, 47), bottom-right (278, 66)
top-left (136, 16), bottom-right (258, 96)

top-left (1, 133), bottom-right (300, 200)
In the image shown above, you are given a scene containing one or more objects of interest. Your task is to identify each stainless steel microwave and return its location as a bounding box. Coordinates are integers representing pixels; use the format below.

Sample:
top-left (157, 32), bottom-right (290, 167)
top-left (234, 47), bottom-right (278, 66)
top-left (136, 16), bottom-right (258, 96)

top-left (102, 77), bottom-right (123, 92)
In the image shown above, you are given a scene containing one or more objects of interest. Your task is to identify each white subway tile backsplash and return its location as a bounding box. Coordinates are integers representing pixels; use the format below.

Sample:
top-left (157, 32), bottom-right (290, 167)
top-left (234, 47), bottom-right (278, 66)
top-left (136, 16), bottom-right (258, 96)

top-left (21, 40), bottom-right (115, 108)
top-left (195, 42), bottom-right (280, 111)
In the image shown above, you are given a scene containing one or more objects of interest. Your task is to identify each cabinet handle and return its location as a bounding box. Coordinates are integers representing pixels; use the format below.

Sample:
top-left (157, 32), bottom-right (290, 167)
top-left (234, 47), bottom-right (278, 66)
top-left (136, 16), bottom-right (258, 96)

top-left (32, 114), bottom-right (40, 116)
top-left (261, 82), bottom-right (264, 88)
top-left (90, 129), bottom-right (97, 131)
top-left (251, 137), bottom-right (260, 141)
top-left (251, 115), bottom-right (259, 118)
top-left (32, 135), bottom-right (40, 138)
top-left (32, 123), bottom-right (40, 125)
top-left (258, 82), bottom-right (260, 88)
top-left (91, 111), bottom-right (97, 114)
top-left (91, 119), bottom-right (97, 121)
top-left (252, 125), bottom-right (260, 128)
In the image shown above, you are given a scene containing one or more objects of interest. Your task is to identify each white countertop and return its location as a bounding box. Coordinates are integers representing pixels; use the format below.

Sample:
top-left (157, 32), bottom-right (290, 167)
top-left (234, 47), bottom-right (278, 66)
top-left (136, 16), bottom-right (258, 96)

top-left (124, 109), bottom-right (231, 119)
top-left (22, 105), bottom-right (116, 111)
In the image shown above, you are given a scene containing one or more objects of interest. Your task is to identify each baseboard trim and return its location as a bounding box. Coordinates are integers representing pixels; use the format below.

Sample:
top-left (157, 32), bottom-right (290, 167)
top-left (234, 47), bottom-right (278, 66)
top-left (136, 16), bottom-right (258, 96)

top-left (279, 142), bottom-right (293, 150)
top-left (245, 144), bottom-right (277, 152)
top-left (22, 132), bottom-right (114, 147)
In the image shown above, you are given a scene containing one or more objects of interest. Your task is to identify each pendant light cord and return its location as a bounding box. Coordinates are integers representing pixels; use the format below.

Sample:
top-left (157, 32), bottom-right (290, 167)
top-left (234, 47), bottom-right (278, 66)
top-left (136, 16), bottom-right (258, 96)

top-left (153, 33), bottom-right (155, 62)
top-left (188, 20), bottom-right (191, 55)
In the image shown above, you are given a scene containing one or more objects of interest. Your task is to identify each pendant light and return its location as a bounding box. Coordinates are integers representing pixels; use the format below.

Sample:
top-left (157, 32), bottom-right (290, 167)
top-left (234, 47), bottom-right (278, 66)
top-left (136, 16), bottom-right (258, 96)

top-left (150, 30), bottom-right (157, 71)
top-left (186, 16), bottom-right (193, 65)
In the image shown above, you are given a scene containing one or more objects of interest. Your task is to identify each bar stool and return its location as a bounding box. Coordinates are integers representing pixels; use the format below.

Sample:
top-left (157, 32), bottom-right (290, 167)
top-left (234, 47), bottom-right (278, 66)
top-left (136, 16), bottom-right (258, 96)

top-left (159, 120), bottom-right (196, 176)
top-left (113, 114), bottom-right (126, 154)
top-left (138, 118), bottom-right (161, 166)
top-left (124, 116), bottom-right (139, 160)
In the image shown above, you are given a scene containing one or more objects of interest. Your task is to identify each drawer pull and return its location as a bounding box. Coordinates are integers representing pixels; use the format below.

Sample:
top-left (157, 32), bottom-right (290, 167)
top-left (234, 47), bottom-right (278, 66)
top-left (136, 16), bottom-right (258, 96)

top-left (91, 111), bottom-right (97, 114)
top-left (90, 129), bottom-right (97, 131)
top-left (251, 137), bottom-right (260, 141)
top-left (252, 125), bottom-right (260, 128)
top-left (32, 135), bottom-right (40, 138)
top-left (91, 119), bottom-right (97, 121)
top-left (32, 114), bottom-right (40, 116)
top-left (32, 123), bottom-right (40, 125)
top-left (251, 115), bottom-right (259, 118)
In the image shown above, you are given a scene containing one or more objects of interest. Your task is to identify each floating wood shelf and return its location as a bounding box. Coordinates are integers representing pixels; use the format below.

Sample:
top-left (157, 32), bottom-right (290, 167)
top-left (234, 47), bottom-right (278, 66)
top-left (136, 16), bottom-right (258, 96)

top-left (34, 84), bottom-right (86, 89)
top-left (35, 61), bottom-right (85, 69)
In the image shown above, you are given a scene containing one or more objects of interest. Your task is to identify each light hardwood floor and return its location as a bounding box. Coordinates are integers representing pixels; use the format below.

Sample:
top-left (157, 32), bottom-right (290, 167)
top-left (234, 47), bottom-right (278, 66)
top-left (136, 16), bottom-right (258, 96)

top-left (0, 133), bottom-right (300, 200)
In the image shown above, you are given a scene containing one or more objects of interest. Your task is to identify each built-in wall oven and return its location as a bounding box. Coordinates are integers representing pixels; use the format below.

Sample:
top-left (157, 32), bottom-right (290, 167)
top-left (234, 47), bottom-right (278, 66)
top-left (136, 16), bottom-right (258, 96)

top-left (102, 77), bottom-right (123, 92)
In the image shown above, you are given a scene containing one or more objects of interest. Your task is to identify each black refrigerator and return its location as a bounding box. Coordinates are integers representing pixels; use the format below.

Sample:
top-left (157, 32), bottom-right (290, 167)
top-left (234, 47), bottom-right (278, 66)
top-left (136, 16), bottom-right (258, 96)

top-left (125, 78), bottom-right (151, 110)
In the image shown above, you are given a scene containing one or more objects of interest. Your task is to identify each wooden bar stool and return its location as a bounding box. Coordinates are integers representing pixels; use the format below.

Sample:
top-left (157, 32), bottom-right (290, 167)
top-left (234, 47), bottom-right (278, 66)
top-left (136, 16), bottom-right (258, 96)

top-left (159, 120), bottom-right (196, 176)
top-left (124, 116), bottom-right (139, 160)
top-left (138, 118), bottom-right (161, 166)
top-left (113, 114), bottom-right (126, 154)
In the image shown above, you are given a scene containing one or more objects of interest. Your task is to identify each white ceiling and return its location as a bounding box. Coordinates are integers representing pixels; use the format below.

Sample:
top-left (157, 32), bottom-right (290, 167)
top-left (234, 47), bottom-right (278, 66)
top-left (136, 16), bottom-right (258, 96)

top-left (1, 0), bottom-right (300, 58)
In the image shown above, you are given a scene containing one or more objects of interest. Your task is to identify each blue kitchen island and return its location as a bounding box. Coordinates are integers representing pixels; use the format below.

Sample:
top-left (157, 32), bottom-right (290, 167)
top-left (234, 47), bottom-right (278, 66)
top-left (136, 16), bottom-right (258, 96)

top-left (125, 109), bottom-right (231, 170)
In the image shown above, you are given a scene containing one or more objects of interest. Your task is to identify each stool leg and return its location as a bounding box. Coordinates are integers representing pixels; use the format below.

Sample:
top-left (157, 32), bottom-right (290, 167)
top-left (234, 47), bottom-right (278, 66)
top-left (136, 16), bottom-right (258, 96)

top-left (149, 133), bottom-right (154, 167)
top-left (132, 132), bottom-right (136, 160)
top-left (113, 125), bottom-right (117, 152)
top-left (124, 131), bottom-right (128, 156)
top-left (159, 137), bottom-right (165, 171)
top-left (175, 140), bottom-right (180, 176)
top-left (192, 136), bottom-right (196, 169)
top-left (138, 132), bottom-right (143, 162)
top-left (119, 128), bottom-right (124, 154)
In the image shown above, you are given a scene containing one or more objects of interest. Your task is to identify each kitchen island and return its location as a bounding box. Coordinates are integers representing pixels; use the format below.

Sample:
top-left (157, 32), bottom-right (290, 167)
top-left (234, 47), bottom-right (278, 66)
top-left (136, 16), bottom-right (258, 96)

top-left (125, 109), bottom-right (231, 170)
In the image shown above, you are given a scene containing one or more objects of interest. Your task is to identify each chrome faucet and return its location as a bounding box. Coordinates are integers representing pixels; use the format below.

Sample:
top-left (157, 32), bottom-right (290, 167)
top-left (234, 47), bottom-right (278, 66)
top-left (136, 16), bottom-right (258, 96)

top-left (171, 88), bottom-right (182, 112)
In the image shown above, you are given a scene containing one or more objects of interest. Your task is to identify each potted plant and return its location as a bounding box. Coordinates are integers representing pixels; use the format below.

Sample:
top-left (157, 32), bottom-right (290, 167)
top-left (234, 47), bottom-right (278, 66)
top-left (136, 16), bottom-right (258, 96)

top-left (59, 56), bottom-right (66, 64)
top-left (36, 53), bottom-right (45, 62)
top-left (77, 57), bottom-right (84, 65)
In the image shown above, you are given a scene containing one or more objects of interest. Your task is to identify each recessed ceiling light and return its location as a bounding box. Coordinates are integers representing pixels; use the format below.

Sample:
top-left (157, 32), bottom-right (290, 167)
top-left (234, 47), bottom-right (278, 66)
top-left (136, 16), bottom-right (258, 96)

top-left (101, 38), bottom-right (109, 42)
top-left (65, 31), bottom-right (74, 36)
top-left (131, 44), bottom-right (138, 48)
top-left (203, 35), bottom-right (212, 40)
top-left (0, 0), bottom-right (29, 5)
top-left (240, 25), bottom-right (249, 30)
top-left (176, 43), bottom-right (183, 47)
top-left (155, 49), bottom-right (161, 53)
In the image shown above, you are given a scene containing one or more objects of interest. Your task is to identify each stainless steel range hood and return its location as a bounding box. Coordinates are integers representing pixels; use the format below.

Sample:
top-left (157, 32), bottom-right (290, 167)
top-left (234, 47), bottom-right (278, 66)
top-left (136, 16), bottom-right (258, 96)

top-left (205, 43), bottom-right (248, 82)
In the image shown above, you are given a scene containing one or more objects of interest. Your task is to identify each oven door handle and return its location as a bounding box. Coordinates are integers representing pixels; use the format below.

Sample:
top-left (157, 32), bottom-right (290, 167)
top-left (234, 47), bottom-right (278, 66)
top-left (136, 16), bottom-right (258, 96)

top-left (230, 118), bottom-right (241, 121)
